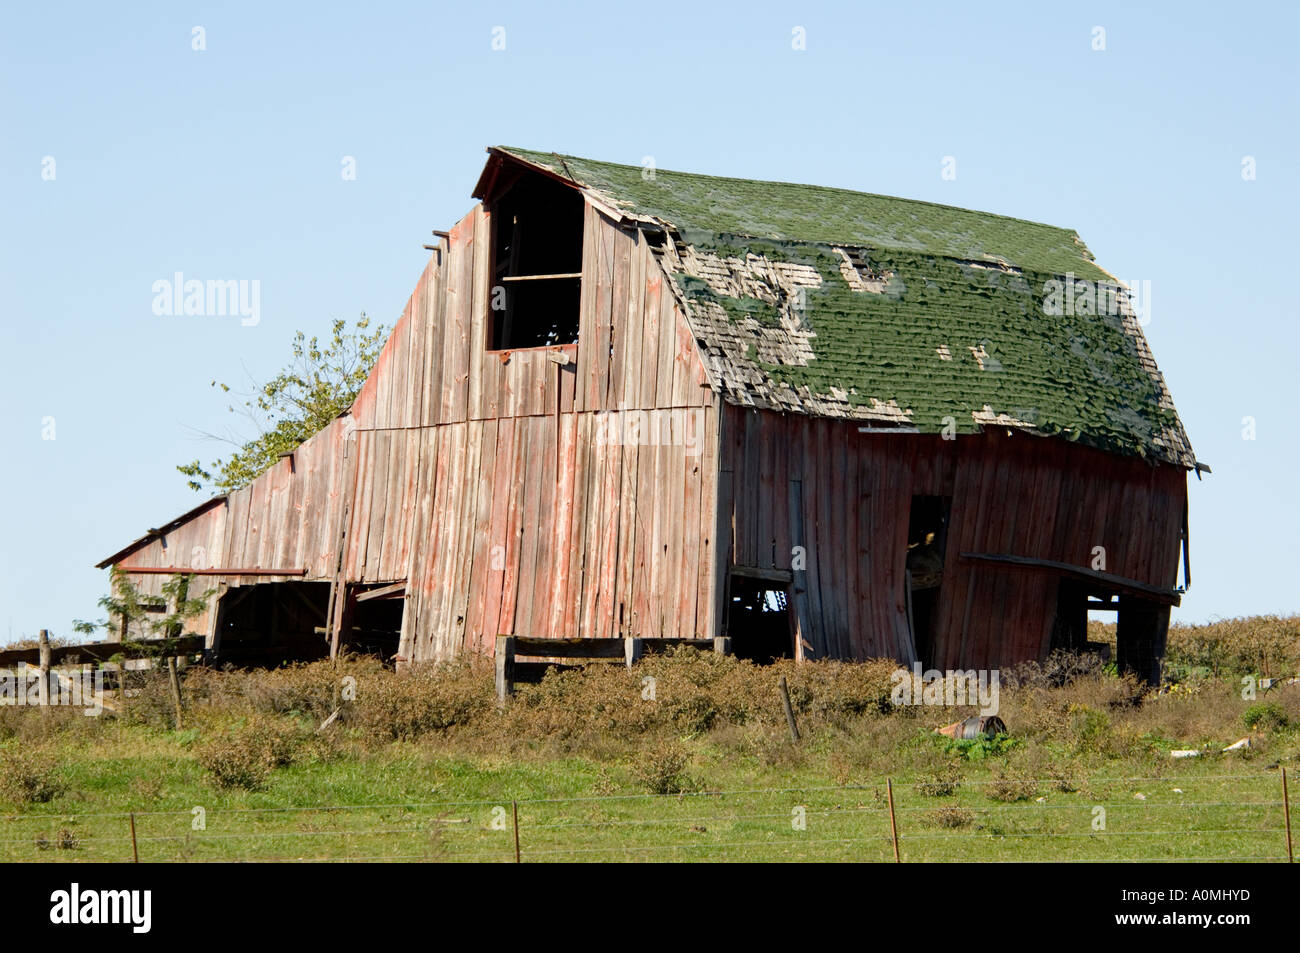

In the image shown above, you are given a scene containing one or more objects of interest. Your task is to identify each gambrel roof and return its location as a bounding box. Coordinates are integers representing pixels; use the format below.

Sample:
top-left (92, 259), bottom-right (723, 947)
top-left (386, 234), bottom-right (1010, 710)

top-left (483, 147), bottom-right (1196, 468)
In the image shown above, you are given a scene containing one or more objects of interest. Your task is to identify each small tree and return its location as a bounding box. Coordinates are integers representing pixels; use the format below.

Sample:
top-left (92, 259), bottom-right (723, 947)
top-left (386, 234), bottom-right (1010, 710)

top-left (73, 569), bottom-right (212, 642)
top-left (178, 314), bottom-right (385, 493)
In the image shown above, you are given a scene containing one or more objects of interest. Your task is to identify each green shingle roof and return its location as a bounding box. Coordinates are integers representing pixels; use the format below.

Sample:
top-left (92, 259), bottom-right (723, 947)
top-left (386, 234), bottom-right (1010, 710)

top-left (490, 147), bottom-right (1194, 467)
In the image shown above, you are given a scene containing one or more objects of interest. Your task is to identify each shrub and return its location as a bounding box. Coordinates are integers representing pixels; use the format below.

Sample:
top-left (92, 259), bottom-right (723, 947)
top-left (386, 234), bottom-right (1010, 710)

top-left (915, 762), bottom-right (962, 797)
top-left (926, 807), bottom-right (975, 829)
top-left (987, 770), bottom-right (1037, 803)
top-left (1163, 616), bottom-right (1300, 680)
top-left (939, 733), bottom-right (1020, 762)
top-left (1243, 703), bottom-right (1288, 733)
top-left (1068, 704), bottom-right (1113, 755)
top-left (630, 745), bottom-right (695, 795)
top-left (195, 714), bottom-right (312, 789)
top-left (196, 733), bottom-right (270, 790)
top-left (0, 749), bottom-right (63, 805)
top-left (354, 658), bottom-right (492, 742)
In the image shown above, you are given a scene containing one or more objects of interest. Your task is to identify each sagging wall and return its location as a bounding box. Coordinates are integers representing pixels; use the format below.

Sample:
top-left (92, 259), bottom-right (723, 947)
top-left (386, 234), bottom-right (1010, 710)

top-left (718, 406), bottom-right (1187, 669)
top-left (116, 199), bottom-right (720, 661)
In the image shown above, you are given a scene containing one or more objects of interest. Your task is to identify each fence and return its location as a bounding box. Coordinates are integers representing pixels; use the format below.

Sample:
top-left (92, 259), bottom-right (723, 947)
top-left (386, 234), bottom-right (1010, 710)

top-left (3, 771), bottom-right (1292, 863)
top-left (494, 635), bottom-right (731, 701)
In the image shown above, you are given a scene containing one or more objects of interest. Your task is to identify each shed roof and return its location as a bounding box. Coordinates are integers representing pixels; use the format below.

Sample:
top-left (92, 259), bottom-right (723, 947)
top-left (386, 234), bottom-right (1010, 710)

top-left (486, 147), bottom-right (1195, 468)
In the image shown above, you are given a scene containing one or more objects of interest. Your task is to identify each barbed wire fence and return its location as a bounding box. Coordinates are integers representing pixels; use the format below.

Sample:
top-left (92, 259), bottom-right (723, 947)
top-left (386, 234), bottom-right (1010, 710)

top-left (2, 771), bottom-right (1293, 862)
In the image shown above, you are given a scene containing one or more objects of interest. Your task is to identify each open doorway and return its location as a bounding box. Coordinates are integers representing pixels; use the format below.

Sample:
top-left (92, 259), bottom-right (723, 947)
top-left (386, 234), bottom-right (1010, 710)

top-left (1049, 578), bottom-right (1090, 654)
top-left (906, 495), bottom-right (950, 667)
top-left (726, 571), bottom-right (794, 663)
top-left (212, 582), bottom-right (331, 666)
top-left (344, 584), bottom-right (405, 664)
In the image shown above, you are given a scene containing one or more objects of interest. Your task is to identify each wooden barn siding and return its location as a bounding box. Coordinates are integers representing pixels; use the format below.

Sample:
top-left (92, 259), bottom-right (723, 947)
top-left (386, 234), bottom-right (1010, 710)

top-left (115, 415), bottom-right (353, 643)
top-left (934, 430), bottom-right (1185, 670)
top-left (718, 408), bottom-right (1186, 669)
top-left (394, 202), bottom-right (719, 660)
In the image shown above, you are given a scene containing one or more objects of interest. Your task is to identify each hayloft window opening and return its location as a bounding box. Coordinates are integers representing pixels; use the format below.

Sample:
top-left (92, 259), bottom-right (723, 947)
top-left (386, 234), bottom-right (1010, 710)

top-left (489, 173), bottom-right (583, 350)
top-left (726, 572), bottom-right (795, 663)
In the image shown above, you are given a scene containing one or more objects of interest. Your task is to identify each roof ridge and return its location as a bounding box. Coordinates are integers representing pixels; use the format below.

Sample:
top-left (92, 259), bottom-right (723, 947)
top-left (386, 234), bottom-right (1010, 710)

top-left (496, 146), bottom-right (1086, 240)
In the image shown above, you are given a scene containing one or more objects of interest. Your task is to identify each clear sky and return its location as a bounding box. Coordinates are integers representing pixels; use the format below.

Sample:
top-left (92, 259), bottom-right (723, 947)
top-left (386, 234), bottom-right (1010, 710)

top-left (1, 1), bottom-right (1295, 643)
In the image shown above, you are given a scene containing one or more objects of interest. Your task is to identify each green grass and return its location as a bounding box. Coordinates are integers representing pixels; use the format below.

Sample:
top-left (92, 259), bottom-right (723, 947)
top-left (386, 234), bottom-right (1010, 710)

top-left (0, 725), bottom-right (1292, 863)
top-left (2, 620), bottom-right (1297, 863)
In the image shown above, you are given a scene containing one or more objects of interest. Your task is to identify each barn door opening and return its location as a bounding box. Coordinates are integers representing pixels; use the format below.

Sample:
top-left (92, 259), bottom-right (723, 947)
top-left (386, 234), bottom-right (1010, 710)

top-left (1115, 596), bottom-right (1170, 686)
top-left (906, 495), bottom-right (950, 667)
top-left (341, 583), bottom-right (406, 666)
top-left (211, 582), bottom-right (331, 666)
top-left (726, 570), bottom-right (795, 663)
top-left (1049, 578), bottom-right (1089, 654)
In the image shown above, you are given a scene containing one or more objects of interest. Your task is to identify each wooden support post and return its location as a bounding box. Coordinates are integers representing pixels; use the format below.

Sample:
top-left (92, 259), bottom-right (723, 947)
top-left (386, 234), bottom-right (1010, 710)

top-left (37, 630), bottom-right (51, 707)
top-left (206, 581), bottom-right (226, 661)
top-left (495, 636), bottom-right (516, 704)
top-left (624, 636), bottom-right (643, 668)
top-left (129, 812), bottom-right (139, 863)
top-left (886, 778), bottom-right (900, 863)
top-left (778, 675), bottom-right (800, 743)
top-left (712, 636), bottom-right (731, 656)
top-left (1284, 767), bottom-right (1294, 864)
top-left (166, 656), bottom-right (184, 730)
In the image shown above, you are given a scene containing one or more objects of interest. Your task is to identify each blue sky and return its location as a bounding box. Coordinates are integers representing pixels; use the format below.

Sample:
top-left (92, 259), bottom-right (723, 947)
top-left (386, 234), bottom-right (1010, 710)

top-left (1, 1), bottom-right (1295, 642)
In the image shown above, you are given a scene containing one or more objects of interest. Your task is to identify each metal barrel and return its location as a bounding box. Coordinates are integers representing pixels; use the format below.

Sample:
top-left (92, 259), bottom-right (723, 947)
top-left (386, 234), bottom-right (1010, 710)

top-left (958, 715), bottom-right (1006, 739)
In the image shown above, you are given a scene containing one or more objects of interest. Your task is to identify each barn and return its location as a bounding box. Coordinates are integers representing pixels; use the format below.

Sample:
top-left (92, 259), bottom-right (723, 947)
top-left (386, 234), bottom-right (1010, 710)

top-left (97, 146), bottom-right (1202, 681)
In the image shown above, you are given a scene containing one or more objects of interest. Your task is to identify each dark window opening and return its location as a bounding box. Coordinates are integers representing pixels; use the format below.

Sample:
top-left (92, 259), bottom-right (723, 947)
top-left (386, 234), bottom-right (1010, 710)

top-left (905, 495), bottom-right (950, 667)
top-left (212, 582), bottom-right (331, 666)
top-left (727, 574), bottom-right (794, 664)
top-left (489, 172), bottom-right (583, 350)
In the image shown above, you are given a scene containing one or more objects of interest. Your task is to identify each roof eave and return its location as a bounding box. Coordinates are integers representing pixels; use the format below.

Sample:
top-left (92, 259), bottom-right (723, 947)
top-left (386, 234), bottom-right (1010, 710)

top-left (95, 495), bottom-right (228, 569)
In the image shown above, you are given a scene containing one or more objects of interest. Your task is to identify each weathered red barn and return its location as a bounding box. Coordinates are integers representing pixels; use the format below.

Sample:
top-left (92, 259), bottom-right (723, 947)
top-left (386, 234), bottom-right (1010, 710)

top-left (98, 147), bottom-right (1201, 680)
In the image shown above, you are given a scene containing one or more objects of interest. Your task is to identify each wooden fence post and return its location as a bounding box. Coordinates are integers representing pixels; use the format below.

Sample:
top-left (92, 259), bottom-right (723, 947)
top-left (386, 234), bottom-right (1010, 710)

top-left (166, 656), bottom-right (184, 730)
top-left (129, 812), bottom-right (139, 863)
top-left (1283, 767), bottom-right (1294, 864)
top-left (512, 800), bottom-right (521, 864)
top-left (495, 636), bottom-right (516, 704)
top-left (37, 630), bottom-right (51, 707)
top-left (624, 636), bottom-right (643, 668)
top-left (777, 675), bottom-right (800, 743)
top-left (886, 778), bottom-right (901, 863)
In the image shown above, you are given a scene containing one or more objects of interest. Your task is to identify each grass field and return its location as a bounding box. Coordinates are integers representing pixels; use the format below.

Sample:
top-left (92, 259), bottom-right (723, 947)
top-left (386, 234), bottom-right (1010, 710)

top-left (1, 616), bottom-right (1297, 862)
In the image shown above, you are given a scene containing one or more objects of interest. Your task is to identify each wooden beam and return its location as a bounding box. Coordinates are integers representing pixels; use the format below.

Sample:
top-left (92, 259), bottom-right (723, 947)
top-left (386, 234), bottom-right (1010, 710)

top-left (500, 273), bottom-right (582, 282)
top-left (513, 637), bottom-right (625, 659)
top-left (0, 635), bottom-right (206, 668)
top-left (728, 565), bottom-right (794, 584)
top-left (117, 566), bottom-right (308, 577)
top-left (958, 552), bottom-right (1182, 606)
top-left (354, 582), bottom-right (407, 603)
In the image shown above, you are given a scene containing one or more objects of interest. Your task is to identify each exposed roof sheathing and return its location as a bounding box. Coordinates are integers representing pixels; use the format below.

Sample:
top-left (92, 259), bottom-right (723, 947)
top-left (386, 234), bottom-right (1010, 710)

top-left (490, 147), bottom-right (1195, 468)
